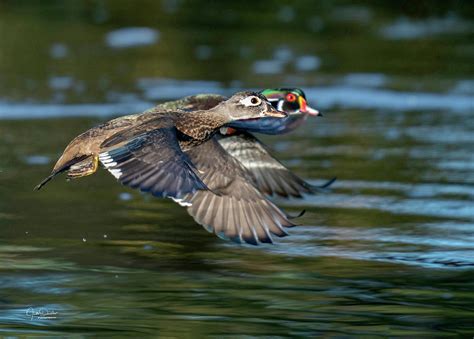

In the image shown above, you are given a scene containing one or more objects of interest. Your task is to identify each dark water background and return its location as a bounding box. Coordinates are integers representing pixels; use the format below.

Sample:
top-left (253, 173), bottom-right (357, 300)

top-left (0, 1), bottom-right (473, 336)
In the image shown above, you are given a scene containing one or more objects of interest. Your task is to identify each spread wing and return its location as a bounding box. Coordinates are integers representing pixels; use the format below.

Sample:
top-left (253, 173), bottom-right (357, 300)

top-left (99, 121), bottom-right (207, 199)
top-left (217, 132), bottom-right (332, 198)
top-left (183, 138), bottom-right (295, 245)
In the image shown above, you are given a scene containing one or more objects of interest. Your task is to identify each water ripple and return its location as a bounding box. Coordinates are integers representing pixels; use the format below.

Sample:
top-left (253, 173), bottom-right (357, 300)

top-left (287, 192), bottom-right (474, 220)
top-left (267, 225), bottom-right (474, 269)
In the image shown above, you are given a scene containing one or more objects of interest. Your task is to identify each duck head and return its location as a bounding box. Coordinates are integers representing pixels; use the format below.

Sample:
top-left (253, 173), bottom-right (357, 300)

top-left (223, 88), bottom-right (320, 134)
top-left (223, 91), bottom-right (287, 120)
top-left (260, 88), bottom-right (320, 116)
top-left (221, 91), bottom-right (289, 132)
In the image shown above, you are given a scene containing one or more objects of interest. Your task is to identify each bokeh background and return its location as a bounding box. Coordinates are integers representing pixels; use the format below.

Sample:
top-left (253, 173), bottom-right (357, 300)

top-left (0, 0), bottom-right (473, 336)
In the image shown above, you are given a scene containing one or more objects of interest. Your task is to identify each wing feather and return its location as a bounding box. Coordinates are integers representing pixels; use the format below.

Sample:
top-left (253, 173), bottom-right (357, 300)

top-left (99, 125), bottom-right (207, 199)
top-left (182, 138), bottom-right (296, 245)
top-left (217, 132), bottom-right (334, 197)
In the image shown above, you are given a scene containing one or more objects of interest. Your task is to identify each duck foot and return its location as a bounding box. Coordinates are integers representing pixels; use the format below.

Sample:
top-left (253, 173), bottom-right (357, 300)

top-left (67, 155), bottom-right (99, 179)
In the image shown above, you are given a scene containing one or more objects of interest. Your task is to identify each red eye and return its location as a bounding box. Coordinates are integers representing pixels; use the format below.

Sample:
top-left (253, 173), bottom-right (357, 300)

top-left (286, 93), bottom-right (297, 102)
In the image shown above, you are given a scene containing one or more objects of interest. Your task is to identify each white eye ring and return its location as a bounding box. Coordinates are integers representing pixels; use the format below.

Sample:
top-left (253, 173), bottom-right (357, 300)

top-left (240, 96), bottom-right (262, 107)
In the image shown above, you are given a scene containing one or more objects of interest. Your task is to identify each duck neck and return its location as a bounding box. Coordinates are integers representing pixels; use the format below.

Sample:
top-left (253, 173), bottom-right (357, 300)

top-left (176, 108), bottom-right (229, 141)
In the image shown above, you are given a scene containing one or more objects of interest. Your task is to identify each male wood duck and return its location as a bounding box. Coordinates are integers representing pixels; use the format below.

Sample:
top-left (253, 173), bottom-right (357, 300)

top-left (36, 89), bottom-right (328, 244)
top-left (229, 88), bottom-right (320, 134)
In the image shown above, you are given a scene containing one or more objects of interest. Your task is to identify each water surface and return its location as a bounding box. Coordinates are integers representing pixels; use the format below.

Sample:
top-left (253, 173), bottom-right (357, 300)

top-left (0, 1), bottom-right (473, 337)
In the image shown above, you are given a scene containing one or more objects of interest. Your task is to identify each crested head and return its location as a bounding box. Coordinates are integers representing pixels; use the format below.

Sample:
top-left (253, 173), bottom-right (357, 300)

top-left (260, 88), bottom-right (320, 116)
top-left (213, 91), bottom-right (287, 122)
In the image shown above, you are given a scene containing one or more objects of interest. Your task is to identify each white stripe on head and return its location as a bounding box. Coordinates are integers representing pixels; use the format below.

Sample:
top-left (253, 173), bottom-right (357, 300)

top-left (277, 100), bottom-right (284, 111)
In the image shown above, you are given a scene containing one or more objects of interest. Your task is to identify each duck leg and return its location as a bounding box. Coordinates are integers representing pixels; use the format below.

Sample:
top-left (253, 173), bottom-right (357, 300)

top-left (67, 155), bottom-right (99, 180)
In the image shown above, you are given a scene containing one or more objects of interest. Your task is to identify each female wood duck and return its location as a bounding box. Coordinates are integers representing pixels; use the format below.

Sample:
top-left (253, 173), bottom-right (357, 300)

top-left (36, 89), bottom-right (327, 244)
top-left (39, 91), bottom-right (297, 244)
top-left (37, 88), bottom-right (329, 194)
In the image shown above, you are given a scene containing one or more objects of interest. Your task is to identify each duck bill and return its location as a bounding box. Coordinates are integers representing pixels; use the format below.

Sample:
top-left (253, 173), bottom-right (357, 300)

top-left (264, 103), bottom-right (288, 118)
top-left (299, 97), bottom-right (321, 116)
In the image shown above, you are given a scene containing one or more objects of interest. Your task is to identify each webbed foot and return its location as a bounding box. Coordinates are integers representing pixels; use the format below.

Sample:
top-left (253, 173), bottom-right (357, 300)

top-left (67, 155), bottom-right (99, 179)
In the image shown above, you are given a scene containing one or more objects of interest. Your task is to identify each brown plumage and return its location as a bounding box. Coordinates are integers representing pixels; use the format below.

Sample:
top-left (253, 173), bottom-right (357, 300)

top-left (217, 132), bottom-right (321, 198)
top-left (35, 94), bottom-right (228, 190)
top-left (36, 91), bottom-right (303, 245)
top-left (184, 138), bottom-right (295, 244)
top-left (36, 92), bottom-right (331, 199)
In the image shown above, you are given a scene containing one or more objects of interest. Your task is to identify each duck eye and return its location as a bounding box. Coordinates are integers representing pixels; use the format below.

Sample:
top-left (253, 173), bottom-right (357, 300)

top-left (240, 96), bottom-right (262, 107)
top-left (286, 93), bottom-right (297, 102)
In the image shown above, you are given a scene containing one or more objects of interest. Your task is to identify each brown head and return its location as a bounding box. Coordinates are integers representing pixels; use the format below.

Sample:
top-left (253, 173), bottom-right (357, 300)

top-left (214, 91), bottom-right (288, 122)
top-left (177, 91), bottom-right (288, 140)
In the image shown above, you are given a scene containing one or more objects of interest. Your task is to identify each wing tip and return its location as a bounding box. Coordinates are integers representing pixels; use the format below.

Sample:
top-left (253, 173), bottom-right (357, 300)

top-left (309, 176), bottom-right (337, 193)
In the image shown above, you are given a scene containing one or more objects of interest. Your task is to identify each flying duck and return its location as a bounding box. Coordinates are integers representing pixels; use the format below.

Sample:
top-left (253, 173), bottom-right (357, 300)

top-left (36, 89), bottom-right (331, 244)
top-left (37, 91), bottom-right (305, 244)
top-left (37, 88), bottom-right (330, 196)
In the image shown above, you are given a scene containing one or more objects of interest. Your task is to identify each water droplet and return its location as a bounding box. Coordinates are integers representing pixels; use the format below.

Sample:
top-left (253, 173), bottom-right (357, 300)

top-left (195, 45), bottom-right (213, 60)
top-left (23, 155), bottom-right (50, 165)
top-left (48, 76), bottom-right (74, 91)
top-left (50, 43), bottom-right (69, 59)
top-left (105, 27), bottom-right (160, 49)
top-left (294, 55), bottom-right (321, 72)
top-left (119, 192), bottom-right (133, 201)
top-left (253, 60), bottom-right (284, 75)
top-left (273, 46), bottom-right (293, 62)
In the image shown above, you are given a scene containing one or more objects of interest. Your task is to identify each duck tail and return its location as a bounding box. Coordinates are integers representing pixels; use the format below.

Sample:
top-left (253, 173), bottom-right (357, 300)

top-left (35, 165), bottom-right (71, 190)
top-left (34, 172), bottom-right (60, 191)
top-left (34, 155), bottom-right (89, 191)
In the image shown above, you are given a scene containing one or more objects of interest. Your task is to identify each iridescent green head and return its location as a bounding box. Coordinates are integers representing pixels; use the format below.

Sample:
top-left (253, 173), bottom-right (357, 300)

top-left (259, 88), bottom-right (320, 116)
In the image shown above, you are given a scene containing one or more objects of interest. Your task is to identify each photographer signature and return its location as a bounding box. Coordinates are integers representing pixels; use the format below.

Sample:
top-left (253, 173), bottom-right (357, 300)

top-left (26, 307), bottom-right (58, 320)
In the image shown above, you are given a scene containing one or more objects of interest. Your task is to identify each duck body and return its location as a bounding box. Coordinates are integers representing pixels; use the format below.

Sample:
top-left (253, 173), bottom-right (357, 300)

top-left (83, 91), bottom-right (286, 199)
top-left (44, 95), bottom-right (223, 180)
top-left (49, 114), bottom-right (140, 180)
top-left (37, 93), bottom-right (272, 188)
top-left (39, 89), bottom-right (321, 191)
top-left (36, 89), bottom-right (326, 244)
